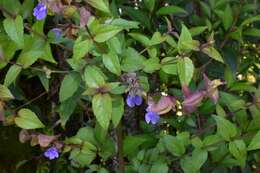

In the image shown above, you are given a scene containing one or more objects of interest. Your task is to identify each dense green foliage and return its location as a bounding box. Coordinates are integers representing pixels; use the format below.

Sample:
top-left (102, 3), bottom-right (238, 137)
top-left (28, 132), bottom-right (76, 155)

top-left (0, 0), bottom-right (259, 172)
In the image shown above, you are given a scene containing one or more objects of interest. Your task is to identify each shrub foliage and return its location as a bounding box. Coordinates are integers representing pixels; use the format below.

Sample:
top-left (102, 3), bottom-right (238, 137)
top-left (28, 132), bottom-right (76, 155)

top-left (0, 0), bottom-right (259, 172)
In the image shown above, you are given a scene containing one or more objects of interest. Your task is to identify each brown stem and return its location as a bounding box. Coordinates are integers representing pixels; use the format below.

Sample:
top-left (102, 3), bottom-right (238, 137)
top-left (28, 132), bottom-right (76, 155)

top-left (116, 121), bottom-right (125, 173)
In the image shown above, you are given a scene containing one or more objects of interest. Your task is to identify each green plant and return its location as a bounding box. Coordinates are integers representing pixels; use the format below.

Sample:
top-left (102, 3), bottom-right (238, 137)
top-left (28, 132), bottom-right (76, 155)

top-left (0, 0), bottom-right (259, 172)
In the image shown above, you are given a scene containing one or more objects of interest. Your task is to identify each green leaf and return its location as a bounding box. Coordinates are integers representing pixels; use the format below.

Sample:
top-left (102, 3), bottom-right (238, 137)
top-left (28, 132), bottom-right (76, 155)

top-left (16, 36), bottom-right (45, 68)
top-left (123, 135), bottom-right (151, 156)
top-left (40, 43), bottom-right (57, 64)
top-left (163, 135), bottom-right (185, 157)
top-left (111, 96), bottom-right (124, 127)
top-left (177, 57), bottom-right (194, 86)
top-left (85, 0), bottom-right (110, 14)
top-left (102, 51), bottom-right (121, 76)
top-left (162, 64), bottom-right (177, 75)
top-left (177, 24), bottom-right (193, 53)
top-left (189, 26), bottom-right (208, 36)
top-left (129, 33), bottom-right (150, 47)
top-left (4, 64), bottom-right (22, 87)
top-left (73, 37), bottom-right (93, 61)
top-left (180, 149), bottom-right (208, 173)
top-left (3, 15), bottom-right (24, 49)
top-left (202, 46), bottom-right (224, 63)
top-left (213, 115), bottom-right (237, 141)
top-left (84, 66), bottom-right (106, 88)
top-left (150, 32), bottom-right (166, 46)
top-left (243, 28), bottom-right (260, 37)
top-left (59, 96), bottom-right (77, 128)
top-left (0, 84), bottom-right (14, 100)
top-left (59, 72), bottom-right (81, 102)
top-left (15, 108), bottom-right (45, 129)
top-left (157, 5), bottom-right (188, 15)
top-left (143, 57), bottom-right (161, 73)
top-left (92, 94), bottom-right (112, 130)
top-left (248, 130), bottom-right (260, 151)
top-left (121, 47), bottom-right (145, 72)
top-left (144, 0), bottom-right (155, 12)
top-left (94, 25), bottom-right (122, 43)
top-left (69, 142), bottom-right (96, 166)
top-left (150, 163), bottom-right (168, 173)
top-left (223, 5), bottom-right (233, 30)
top-left (229, 140), bottom-right (247, 167)
top-left (110, 19), bottom-right (139, 30)
top-left (241, 15), bottom-right (260, 26)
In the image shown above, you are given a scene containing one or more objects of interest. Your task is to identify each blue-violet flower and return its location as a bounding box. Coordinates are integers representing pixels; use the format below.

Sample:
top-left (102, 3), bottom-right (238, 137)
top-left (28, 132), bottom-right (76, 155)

top-left (51, 28), bottom-right (62, 39)
top-left (126, 94), bottom-right (142, 108)
top-left (33, 3), bottom-right (47, 20)
top-left (145, 111), bottom-right (160, 124)
top-left (44, 147), bottom-right (59, 160)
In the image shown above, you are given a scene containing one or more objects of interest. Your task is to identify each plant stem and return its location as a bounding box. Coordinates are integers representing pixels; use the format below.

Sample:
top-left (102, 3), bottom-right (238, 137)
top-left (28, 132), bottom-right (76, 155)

top-left (116, 121), bottom-right (125, 173)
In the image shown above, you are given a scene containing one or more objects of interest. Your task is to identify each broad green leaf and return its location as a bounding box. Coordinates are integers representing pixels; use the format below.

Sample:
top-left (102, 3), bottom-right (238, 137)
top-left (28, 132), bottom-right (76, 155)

top-left (16, 36), bottom-right (45, 68)
top-left (177, 24), bottom-right (193, 53)
top-left (150, 163), bottom-right (168, 173)
top-left (150, 32), bottom-right (166, 46)
top-left (0, 84), bottom-right (14, 100)
top-left (129, 33), bottom-right (150, 47)
top-left (102, 51), bottom-right (121, 76)
top-left (177, 57), bottom-right (194, 86)
top-left (202, 135), bottom-right (222, 151)
top-left (121, 47), bottom-right (146, 72)
top-left (76, 126), bottom-right (97, 145)
top-left (69, 142), bottom-right (96, 166)
top-left (0, 38), bottom-right (17, 69)
top-left (143, 57), bottom-right (161, 73)
top-left (92, 94), bottom-right (112, 130)
top-left (59, 96), bottom-right (77, 128)
top-left (189, 26), bottom-right (208, 36)
top-left (202, 46), bottom-right (224, 63)
top-left (111, 96), bottom-right (124, 127)
top-left (15, 108), bottom-right (45, 129)
top-left (84, 66), bottom-right (106, 88)
top-left (162, 64), bottom-right (177, 75)
top-left (213, 115), bottom-right (237, 141)
top-left (3, 15), bottom-right (24, 48)
top-left (144, 0), bottom-right (155, 12)
top-left (85, 0), bottom-right (110, 14)
top-left (180, 149), bottom-right (208, 173)
top-left (163, 135), bottom-right (185, 157)
top-left (94, 25), bottom-right (122, 43)
top-left (248, 130), bottom-right (260, 151)
top-left (40, 43), bottom-right (57, 64)
top-left (110, 19), bottom-right (139, 30)
top-left (123, 135), bottom-right (151, 156)
top-left (4, 64), bottom-right (22, 87)
top-left (157, 5), bottom-right (188, 15)
top-left (223, 5), bottom-right (233, 30)
top-left (107, 36), bottom-right (122, 55)
top-left (229, 140), bottom-right (247, 167)
top-left (73, 37), bottom-right (93, 61)
top-left (38, 72), bottom-right (49, 92)
top-left (59, 73), bottom-right (81, 102)
top-left (241, 15), bottom-right (260, 26)
top-left (243, 28), bottom-right (260, 37)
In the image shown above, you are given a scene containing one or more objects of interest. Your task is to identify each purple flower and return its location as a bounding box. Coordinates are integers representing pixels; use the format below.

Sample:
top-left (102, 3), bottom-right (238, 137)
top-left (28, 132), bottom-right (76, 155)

top-left (33, 3), bottom-right (47, 20)
top-left (145, 111), bottom-right (160, 124)
top-left (51, 28), bottom-right (62, 39)
top-left (126, 94), bottom-right (142, 107)
top-left (44, 147), bottom-right (59, 160)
